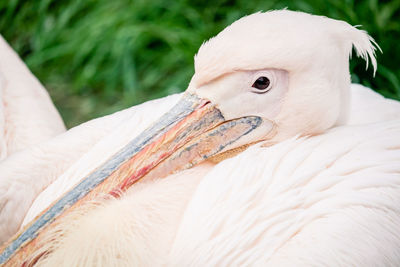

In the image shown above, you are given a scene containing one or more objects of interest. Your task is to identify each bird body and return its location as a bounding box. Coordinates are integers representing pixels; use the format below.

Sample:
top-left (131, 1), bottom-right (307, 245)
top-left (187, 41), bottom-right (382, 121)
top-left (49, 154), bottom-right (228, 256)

top-left (20, 84), bottom-right (400, 266)
top-left (0, 10), bottom-right (400, 266)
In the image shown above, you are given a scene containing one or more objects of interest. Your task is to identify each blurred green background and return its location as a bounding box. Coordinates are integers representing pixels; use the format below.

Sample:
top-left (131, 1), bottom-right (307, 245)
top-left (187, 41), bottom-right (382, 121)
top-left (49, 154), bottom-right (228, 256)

top-left (1, 0), bottom-right (399, 128)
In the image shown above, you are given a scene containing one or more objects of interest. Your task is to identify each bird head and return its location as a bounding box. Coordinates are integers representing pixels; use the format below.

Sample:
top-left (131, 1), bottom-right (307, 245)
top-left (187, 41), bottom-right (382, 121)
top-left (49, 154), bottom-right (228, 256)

top-left (188, 10), bottom-right (379, 145)
top-left (115, 10), bottom-right (380, 186)
top-left (110, 10), bottom-right (379, 187)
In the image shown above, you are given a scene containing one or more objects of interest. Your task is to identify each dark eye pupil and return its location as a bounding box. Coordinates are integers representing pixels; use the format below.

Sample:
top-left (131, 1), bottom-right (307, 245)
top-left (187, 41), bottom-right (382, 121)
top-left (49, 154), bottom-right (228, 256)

top-left (252, 76), bottom-right (270, 90)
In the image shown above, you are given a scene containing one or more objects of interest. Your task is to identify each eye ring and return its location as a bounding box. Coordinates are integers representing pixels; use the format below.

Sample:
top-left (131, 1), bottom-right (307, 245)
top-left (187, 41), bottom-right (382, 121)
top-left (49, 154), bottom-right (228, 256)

top-left (252, 76), bottom-right (271, 93)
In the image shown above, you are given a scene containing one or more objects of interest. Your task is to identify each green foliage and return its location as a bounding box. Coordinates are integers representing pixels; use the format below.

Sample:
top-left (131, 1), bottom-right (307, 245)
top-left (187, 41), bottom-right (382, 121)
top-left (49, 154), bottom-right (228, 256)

top-left (1, 0), bottom-right (399, 127)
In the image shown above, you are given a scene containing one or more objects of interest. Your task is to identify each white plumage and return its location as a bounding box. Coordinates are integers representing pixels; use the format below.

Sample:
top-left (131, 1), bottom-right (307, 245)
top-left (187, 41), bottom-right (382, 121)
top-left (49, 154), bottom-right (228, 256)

top-left (0, 36), bottom-right (65, 158)
top-left (1, 10), bottom-right (400, 266)
top-left (0, 35), bottom-right (66, 244)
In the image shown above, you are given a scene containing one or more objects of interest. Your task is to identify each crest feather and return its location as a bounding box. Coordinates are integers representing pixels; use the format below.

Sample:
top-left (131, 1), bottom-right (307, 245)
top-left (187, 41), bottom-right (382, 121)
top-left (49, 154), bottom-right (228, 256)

top-left (348, 26), bottom-right (381, 75)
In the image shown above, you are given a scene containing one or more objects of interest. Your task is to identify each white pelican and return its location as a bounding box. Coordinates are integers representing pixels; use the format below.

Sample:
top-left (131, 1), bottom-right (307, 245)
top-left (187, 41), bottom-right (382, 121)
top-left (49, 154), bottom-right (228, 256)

top-left (1, 10), bottom-right (400, 266)
top-left (0, 35), bottom-right (65, 245)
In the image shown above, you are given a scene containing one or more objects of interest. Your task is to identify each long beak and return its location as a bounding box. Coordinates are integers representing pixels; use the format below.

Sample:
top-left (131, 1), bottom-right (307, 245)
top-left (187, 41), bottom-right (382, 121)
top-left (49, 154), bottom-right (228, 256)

top-left (0, 93), bottom-right (262, 265)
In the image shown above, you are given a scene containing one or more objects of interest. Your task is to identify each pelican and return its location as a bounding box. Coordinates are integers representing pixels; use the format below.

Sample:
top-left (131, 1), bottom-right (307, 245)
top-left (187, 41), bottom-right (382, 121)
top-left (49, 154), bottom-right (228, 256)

top-left (1, 10), bottom-right (400, 266)
top-left (0, 35), bottom-right (66, 246)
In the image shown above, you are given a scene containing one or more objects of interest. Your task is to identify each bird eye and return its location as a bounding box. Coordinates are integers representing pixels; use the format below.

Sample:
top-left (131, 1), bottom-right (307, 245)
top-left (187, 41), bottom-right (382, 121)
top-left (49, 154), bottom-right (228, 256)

top-left (252, 76), bottom-right (271, 93)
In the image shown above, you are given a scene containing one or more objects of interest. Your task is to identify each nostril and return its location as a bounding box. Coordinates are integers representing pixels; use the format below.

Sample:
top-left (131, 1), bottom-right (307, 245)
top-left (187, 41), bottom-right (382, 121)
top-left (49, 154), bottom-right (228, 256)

top-left (198, 99), bottom-right (211, 109)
